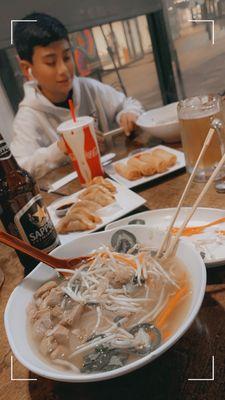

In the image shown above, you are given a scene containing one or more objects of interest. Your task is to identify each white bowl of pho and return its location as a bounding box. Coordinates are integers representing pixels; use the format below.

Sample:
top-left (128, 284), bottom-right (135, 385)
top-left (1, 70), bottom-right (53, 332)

top-left (4, 226), bottom-right (206, 382)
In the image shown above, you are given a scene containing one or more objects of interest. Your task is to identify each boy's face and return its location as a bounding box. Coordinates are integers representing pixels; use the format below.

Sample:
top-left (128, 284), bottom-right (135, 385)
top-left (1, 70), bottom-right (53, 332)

top-left (30, 39), bottom-right (75, 103)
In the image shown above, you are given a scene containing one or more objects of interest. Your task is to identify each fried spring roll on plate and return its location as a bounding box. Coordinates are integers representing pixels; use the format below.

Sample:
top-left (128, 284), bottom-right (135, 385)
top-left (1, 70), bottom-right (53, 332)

top-left (114, 162), bottom-right (142, 180)
top-left (137, 153), bottom-right (168, 173)
top-left (151, 149), bottom-right (177, 167)
top-left (127, 157), bottom-right (156, 176)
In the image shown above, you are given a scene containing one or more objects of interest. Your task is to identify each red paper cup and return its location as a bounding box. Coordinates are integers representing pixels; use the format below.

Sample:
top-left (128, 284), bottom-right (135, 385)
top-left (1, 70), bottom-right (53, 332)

top-left (57, 117), bottom-right (104, 185)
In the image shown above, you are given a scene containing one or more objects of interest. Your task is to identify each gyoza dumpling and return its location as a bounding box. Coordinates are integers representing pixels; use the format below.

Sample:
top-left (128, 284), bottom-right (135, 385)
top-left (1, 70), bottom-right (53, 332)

top-left (57, 218), bottom-right (96, 233)
top-left (88, 176), bottom-right (116, 193)
top-left (71, 199), bottom-right (101, 212)
top-left (79, 185), bottom-right (115, 206)
top-left (79, 184), bottom-right (115, 199)
top-left (82, 190), bottom-right (115, 206)
top-left (66, 208), bottom-right (102, 223)
top-left (56, 208), bottom-right (102, 233)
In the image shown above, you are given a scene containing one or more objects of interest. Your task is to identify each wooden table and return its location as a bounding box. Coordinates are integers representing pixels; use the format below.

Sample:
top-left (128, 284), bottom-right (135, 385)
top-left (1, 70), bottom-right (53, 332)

top-left (1, 135), bottom-right (225, 400)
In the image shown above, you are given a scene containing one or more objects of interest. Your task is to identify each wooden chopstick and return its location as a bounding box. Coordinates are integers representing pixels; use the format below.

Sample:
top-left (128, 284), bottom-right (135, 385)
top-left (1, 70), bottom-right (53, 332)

top-left (164, 149), bottom-right (225, 258)
top-left (102, 127), bottom-right (124, 138)
top-left (40, 187), bottom-right (67, 197)
top-left (156, 127), bottom-right (215, 259)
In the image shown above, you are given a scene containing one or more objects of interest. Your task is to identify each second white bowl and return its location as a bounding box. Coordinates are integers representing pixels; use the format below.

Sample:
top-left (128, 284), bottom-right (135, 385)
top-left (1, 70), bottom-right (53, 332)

top-left (137, 102), bottom-right (180, 143)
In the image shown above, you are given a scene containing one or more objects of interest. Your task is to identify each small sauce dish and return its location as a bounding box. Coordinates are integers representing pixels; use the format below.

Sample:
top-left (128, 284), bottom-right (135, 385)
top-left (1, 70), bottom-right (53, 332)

top-left (55, 202), bottom-right (74, 218)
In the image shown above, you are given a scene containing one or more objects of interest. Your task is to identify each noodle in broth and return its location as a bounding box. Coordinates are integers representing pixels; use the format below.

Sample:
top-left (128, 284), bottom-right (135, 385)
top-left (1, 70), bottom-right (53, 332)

top-left (27, 244), bottom-right (191, 374)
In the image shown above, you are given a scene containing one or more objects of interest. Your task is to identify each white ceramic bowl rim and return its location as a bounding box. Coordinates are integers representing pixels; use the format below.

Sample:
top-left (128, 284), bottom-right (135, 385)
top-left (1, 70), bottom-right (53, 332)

top-left (137, 102), bottom-right (179, 128)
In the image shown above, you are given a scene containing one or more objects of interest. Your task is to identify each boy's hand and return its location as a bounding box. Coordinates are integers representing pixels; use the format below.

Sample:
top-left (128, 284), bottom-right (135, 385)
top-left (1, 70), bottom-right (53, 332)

top-left (119, 112), bottom-right (138, 136)
top-left (57, 138), bottom-right (68, 155)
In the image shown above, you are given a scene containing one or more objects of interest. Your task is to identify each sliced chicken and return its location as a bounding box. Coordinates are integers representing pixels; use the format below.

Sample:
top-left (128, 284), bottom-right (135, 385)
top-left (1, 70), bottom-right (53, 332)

top-left (50, 345), bottom-right (69, 360)
top-left (40, 335), bottom-right (57, 356)
top-left (32, 310), bottom-right (53, 340)
top-left (44, 287), bottom-right (64, 307)
top-left (34, 281), bottom-right (57, 299)
top-left (53, 324), bottom-right (70, 345)
top-left (60, 304), bottom-right (84, 327)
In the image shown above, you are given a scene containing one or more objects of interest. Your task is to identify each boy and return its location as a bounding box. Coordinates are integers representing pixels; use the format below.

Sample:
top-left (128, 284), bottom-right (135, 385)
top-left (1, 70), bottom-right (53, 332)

top-left (11, 13), bottom-right (144, 178)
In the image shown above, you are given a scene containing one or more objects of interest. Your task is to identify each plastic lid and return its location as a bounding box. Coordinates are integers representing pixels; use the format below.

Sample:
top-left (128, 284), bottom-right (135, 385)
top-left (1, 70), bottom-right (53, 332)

top-left (57, 116), bottom-right (93, 133)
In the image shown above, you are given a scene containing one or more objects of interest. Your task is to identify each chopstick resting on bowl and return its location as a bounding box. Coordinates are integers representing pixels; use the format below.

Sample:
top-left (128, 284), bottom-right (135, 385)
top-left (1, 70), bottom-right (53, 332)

top-left (156, 127), bottom-right (215, 259)
top-left (156, 126), bottom-right (223, 259)
top-left (164, 151), bottom-right (225, 258)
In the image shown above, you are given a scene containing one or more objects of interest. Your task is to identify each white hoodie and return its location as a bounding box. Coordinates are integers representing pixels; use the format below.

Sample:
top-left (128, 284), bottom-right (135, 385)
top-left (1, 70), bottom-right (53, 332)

top-left (11, 76), bottom-right (143, 179)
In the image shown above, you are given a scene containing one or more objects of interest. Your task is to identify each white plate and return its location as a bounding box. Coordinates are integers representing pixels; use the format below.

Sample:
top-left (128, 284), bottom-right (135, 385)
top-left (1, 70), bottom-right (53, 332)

top-left (4, 225), bottom-right (206, 382)
top-left (105, 207), bottom-right (225, 267)
top-left (47, 179), bottom-right (146, 245)
top-left (104, 145), bottom-right (185, 188)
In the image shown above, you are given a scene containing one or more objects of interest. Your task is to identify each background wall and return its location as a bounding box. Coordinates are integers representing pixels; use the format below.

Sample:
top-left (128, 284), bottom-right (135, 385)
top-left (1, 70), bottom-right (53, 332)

top-left (0, 0), bottom-right (162, 49)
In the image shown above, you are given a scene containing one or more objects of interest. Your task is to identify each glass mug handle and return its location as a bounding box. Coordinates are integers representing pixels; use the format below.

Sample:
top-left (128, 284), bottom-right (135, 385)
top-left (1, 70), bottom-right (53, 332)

top-left (211, 118), bottom-right (225, 191)
top-left (211, 118), bottom-right (225, 155)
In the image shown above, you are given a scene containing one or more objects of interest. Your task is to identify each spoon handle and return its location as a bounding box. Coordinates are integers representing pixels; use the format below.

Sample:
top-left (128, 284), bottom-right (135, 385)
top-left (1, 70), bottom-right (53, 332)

top-left (0, 231), bottom-right (64, 269)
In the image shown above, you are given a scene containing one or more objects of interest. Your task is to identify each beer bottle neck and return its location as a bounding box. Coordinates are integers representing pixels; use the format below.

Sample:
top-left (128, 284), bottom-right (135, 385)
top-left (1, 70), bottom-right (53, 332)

top-left (0, 136), bottom-right (20, 177)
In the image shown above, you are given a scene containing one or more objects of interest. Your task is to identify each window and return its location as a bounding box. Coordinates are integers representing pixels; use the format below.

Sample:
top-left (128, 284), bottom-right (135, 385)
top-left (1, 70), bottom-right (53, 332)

top-left (0, 14), bottom-right (174, 113)
top-left (92, 16), bottom-right (162, 110)
top-left (168, 1), bottom-right (225, 97)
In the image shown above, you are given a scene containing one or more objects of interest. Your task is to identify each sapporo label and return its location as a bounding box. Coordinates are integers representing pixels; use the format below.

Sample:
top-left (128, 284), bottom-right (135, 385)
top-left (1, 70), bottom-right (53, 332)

top-left (0, 140), bottom-right (11, 160)
top-left (14, 194), bottom-right (60, 252)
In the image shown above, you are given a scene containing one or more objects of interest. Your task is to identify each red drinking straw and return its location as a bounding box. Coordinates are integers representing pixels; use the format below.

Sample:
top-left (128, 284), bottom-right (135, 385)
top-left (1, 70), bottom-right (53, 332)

top-left (68, 99), bottom-right (76, 122)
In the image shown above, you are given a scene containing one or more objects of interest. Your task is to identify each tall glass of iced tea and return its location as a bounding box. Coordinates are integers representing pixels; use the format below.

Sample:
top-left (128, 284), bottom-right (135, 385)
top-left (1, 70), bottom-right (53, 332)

top-left (178, 95), bottom-right (225, 182)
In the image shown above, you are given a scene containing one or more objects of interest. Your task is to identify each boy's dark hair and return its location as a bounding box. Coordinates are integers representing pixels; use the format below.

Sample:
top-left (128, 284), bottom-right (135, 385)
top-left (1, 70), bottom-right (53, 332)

top-left (14, 12), bottom-right (69, 62)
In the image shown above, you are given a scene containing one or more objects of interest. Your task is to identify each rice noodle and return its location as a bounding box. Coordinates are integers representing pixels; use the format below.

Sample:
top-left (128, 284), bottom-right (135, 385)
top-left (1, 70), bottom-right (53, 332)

top-left (56, 268), bottom-right (77, 274)
top-left (137, 286), bottom-right (167, 325)
top-left (53, 359), bottom-right (80, 372)
top-left (92, 306), bottom-right (102, 334)
top-left (150, 258), bottom-right (180, 288)
top-left (28, 244), bottom-right (189, 374)
top-left (69, 334), bottom-right (116, 358)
